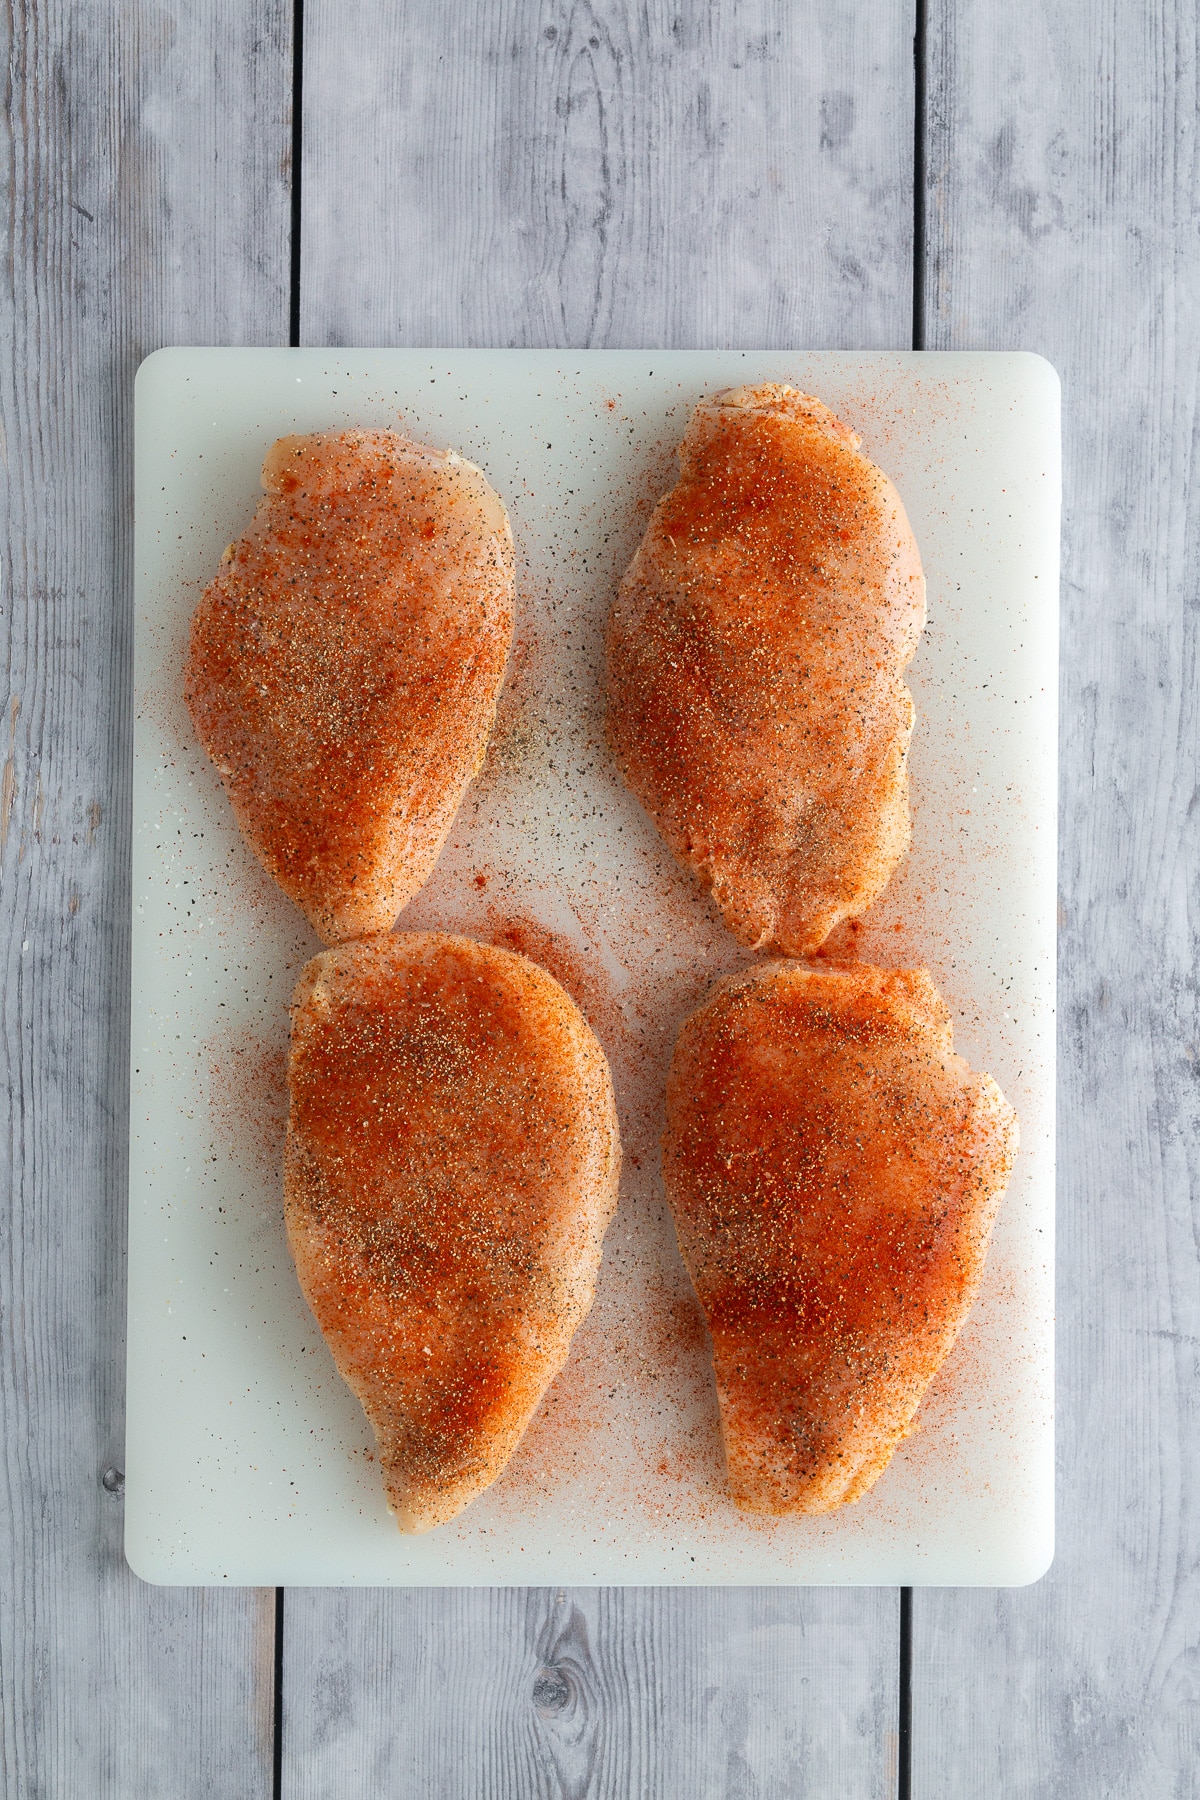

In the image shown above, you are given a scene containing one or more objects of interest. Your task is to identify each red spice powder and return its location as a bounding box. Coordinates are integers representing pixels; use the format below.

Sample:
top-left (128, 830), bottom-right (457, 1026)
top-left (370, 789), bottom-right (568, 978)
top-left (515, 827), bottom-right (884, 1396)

top-left (605, 386), bottom-right (925, 961)
top-left (483, 907), bottom-right (633, 1063)
top-left (661, 959), bottom-right (1019, 1515)
top-left (283, 934), bottom-right (620, 1529)
top-left (204, 1027), bottom-right (288, 1190)
top-left (184, 429), bottom-right (514, 944)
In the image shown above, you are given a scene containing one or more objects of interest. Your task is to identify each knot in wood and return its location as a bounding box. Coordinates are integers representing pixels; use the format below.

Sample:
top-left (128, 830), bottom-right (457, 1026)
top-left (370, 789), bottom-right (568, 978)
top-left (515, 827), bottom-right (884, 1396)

top-left (532, 1666), bottom-right (571, 1714)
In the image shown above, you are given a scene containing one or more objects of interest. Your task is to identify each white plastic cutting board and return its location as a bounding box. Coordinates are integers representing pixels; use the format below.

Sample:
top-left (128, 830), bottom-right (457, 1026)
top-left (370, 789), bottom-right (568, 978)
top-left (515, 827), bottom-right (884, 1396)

top-left (128, 349), bottom-right (1058, 1586)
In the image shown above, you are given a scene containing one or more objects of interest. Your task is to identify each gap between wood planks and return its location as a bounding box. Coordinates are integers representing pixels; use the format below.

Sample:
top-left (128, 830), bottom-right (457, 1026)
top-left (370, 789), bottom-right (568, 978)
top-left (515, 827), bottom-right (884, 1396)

top-left (275, 0), bottom-right (303, 1785)
top-left (900, 3), bottom-right (926, 1792)
top-left (270, 1), bottom-right (927, 1794)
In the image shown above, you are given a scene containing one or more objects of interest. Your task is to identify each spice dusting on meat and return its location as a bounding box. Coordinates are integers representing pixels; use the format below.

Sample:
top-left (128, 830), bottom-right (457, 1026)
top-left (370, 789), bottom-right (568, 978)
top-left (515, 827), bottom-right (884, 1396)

top-left (284, 932), bottom-right (620, 1532)
top-left (663, 959), bottom-right (1017, 1515)
top-left (185, 430), bottom-right (514, 943)
top-left (606, 384), bottom-right (926, 956)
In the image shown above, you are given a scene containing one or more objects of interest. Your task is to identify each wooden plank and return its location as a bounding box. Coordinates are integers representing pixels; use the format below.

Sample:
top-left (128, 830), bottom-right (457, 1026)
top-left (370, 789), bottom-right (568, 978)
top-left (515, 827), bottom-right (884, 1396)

top-left (300, 0), bottom-right (914, 350)
top-left (0, 3), bottom-right (291, 1794)
top-left (283, 1587), bottom-right (900, 1799)
top-left (913, 3), bottom-right (1200, 1795)
top-left (289, 2), bottom-right (913, 1793)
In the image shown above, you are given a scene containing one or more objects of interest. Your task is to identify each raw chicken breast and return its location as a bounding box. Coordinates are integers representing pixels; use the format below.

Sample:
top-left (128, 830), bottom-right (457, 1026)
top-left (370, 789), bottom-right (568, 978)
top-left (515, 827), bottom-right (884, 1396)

top-left (185, 430), bottom-right (514, 943)
top-left (662, 959), bottom-right (1017, 1514)
top-left (607, 385), bottom-right (925, 955)
top-left (284, 933), bottom-right (621, 1531)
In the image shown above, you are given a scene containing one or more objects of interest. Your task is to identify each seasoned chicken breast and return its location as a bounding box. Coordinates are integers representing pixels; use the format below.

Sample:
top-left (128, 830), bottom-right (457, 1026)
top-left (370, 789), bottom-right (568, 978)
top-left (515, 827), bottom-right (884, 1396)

top-left (662, 960), bottom-right (1017, 1514)
top-left (185, 430), bottom-right (514, 943)
top-left (607, 385), bottom-right (926, 955)
top-left (284, 933), bottom-right (621, 1531)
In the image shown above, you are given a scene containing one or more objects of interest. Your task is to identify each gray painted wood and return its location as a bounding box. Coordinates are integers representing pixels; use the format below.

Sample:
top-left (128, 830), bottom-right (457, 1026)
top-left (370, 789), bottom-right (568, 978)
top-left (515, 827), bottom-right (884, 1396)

top-left (300, 0), bottom-right (913, 351)
top-left (0, 3), bottom-right (290, 1794)
top-left (913, 3), bottom-right (1200, 1796)
top-left (283, 1586), bottom-right (899, 1800)
top-left (287, 3), bottom-right (912, 1794)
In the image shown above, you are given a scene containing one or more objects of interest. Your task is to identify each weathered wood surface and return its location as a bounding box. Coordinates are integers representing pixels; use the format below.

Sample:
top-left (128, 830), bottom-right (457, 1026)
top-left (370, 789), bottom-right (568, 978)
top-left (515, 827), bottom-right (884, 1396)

top-left (300, 0), bottom-right (914, 351)
top-left (283, 1587), bottom-right (899, 1800)
top-left (8, 0), bottom-right (1197, 1793)
top-left (0, 3), bottom-right (290, 1795)
top-left (286, 2), bottom-right (914, 1795)
top-left (913, 2), bottom-right (1200, 1796)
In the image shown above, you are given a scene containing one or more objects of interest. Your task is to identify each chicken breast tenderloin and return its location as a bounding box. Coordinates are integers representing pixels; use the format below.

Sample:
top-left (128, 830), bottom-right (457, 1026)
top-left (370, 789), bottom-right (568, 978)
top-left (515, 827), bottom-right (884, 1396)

top-left (185, 429), bottom-right (514, 943)
top-left (662, 960), bottom-right (1017, 1515)
top-left (284, 933), bottom-right (621, 1532)
top-left (607, 385), bottom-right (926, 956)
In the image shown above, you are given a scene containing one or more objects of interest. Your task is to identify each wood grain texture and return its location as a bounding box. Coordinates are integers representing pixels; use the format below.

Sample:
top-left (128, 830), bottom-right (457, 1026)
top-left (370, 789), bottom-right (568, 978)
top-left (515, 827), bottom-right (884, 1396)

top-left (914, 2), bottom-right (1200, 1795)
top-left (290, 2), bottom-right (913, 1793)
top-left (300, 0), bottom-right (914, 350)
top-left (283, 1587), bottom-right (900, 1799)
top-left (0, 3), bottom-right (290, 1794)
